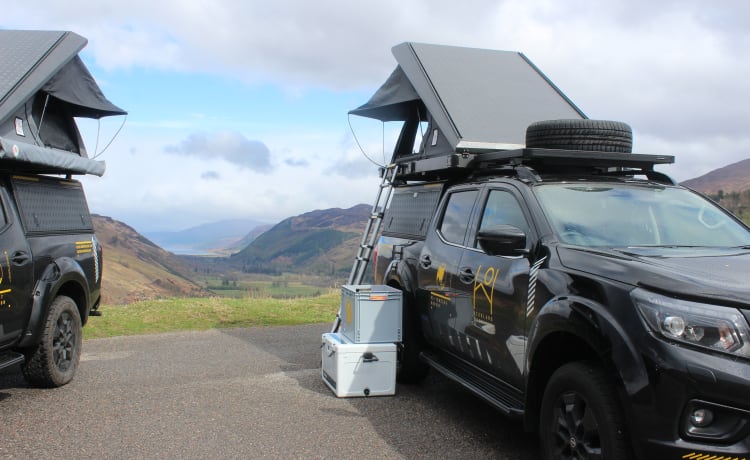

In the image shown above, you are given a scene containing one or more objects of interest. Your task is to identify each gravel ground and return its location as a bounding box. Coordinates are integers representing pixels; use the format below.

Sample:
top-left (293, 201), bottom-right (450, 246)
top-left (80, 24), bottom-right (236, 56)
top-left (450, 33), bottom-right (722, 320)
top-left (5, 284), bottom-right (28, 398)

top-left (0, 323), bottom-right (539, 459)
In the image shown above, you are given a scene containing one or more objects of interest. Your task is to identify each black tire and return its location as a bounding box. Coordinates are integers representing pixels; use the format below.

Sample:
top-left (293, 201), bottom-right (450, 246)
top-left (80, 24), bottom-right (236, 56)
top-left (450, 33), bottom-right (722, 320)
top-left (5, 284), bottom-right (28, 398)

top-left (526, 119), bottom-right (633, 153)
top-left (539, 361), bottom-right (631, 460)
top-left (21, 295), bottom-right (82, 388)
top-left (396, 291), bottom-right (429, 384)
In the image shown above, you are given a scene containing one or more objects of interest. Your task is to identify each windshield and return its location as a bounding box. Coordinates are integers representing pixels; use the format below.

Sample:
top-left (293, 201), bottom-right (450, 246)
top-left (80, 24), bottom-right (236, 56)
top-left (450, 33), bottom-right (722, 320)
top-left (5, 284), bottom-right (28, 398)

top-left (534, 182), bottom-right (750, 248)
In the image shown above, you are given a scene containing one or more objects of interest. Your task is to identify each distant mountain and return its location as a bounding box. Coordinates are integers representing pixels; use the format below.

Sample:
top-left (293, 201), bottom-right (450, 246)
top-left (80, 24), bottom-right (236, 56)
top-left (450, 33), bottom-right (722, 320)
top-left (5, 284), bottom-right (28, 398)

top-left (229, 224), bottom-right (275, 253)
top-left (93, 215), bottom-right (210, 305)
top-left (229, 204), bottom-right (370, 276)
top-left (681, 158), bottom-right (750, 194)
top-left (145, 218), bottom-right (271, 255)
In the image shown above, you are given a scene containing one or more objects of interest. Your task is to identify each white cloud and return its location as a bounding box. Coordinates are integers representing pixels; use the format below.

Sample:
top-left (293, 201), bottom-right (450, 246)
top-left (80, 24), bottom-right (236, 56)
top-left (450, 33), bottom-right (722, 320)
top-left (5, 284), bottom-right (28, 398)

top-left (7, 0), bottom-right (750, 231)
top-left (164, 131), bottom-right (272, 173)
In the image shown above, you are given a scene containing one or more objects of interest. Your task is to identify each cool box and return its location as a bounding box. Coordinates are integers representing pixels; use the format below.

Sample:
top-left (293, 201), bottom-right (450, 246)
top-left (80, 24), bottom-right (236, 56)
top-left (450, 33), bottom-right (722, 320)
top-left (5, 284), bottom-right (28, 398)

top-left (321, 332), bottom-right (396, 397)
top-left (339, 284), bottom-right (402, 343)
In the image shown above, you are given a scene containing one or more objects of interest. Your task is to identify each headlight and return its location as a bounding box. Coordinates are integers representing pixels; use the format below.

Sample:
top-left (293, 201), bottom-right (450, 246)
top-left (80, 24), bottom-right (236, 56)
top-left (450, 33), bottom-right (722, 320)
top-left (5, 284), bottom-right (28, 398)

top-left (632, 288), bottom-right (750, 359)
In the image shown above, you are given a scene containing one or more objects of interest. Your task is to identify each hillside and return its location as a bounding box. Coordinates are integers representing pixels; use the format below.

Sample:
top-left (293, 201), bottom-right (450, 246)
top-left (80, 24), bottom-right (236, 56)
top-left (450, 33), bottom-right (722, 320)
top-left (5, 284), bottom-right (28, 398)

top-left (681, 158), bottom-right (750, 194)
top-left (229, 204), bottom-right (370, 276)
top-left (93, 215), bottom-right (210, 305)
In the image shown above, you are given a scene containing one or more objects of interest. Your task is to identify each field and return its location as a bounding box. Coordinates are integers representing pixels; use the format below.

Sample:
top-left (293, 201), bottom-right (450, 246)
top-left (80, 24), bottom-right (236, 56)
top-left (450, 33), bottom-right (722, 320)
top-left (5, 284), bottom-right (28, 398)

top-left (84, 289), bottom-right (340, 339)
top-left (198, 273), bottom-right (343, 299)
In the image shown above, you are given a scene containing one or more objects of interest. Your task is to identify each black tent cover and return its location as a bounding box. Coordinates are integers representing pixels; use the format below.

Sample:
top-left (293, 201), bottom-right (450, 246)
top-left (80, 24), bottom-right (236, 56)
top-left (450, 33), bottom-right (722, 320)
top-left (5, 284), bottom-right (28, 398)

top-left (0, 30), bottom-right (126, 176)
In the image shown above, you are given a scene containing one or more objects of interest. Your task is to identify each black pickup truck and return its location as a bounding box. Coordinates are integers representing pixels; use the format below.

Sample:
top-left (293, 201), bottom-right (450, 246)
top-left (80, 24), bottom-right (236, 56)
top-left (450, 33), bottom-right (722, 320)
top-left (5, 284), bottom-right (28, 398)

top-left (374, 138), bottom-right (750, 458)
top-left (0, 174), bottom-right (102, 387)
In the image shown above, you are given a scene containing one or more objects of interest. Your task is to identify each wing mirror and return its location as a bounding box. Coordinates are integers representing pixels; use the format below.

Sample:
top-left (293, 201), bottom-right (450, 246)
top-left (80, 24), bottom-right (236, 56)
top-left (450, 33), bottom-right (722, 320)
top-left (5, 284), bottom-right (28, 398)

top-left (476, 224), bottom-right (528, 256)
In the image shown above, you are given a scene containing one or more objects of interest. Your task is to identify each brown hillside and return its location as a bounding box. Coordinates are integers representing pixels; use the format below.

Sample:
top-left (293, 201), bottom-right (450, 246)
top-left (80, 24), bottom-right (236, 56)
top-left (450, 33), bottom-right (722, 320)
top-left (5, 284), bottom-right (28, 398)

top-left (92, 215), bottom-right (210, 305)
top-left (681, 158), bottom-right (750, 194)
top-left (290, 204), bottom-right (371, 232)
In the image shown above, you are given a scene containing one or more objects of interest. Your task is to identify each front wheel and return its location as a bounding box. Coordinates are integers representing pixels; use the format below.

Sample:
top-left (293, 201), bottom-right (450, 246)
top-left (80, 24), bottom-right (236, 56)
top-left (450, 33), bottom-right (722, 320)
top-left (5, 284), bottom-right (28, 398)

top-left (539, 361), bottom-right (631, 460)
top-left (21, 295), bottom-right (83, 387)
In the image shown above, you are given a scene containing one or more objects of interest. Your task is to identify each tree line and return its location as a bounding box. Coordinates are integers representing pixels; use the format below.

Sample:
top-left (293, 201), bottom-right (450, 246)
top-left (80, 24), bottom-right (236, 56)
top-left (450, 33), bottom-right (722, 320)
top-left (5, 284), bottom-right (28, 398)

top-left (708, 190), bottom-right (750, 225)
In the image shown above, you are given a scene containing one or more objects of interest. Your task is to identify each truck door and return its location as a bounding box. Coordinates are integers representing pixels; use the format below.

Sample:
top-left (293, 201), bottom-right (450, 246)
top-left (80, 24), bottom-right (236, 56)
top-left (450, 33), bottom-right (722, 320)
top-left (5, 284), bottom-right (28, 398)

top-left (0, 187), bottom-right (33, 347)
top-left (452, 187), bottom-right (533, 390)
top-left (417, 188), bottom-right (479, 351)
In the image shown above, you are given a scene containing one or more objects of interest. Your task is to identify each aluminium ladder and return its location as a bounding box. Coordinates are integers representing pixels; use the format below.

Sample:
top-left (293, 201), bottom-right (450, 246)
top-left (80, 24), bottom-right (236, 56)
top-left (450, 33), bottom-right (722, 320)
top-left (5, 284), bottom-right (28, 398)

top-left (331, 162), bottom-right (397, 333)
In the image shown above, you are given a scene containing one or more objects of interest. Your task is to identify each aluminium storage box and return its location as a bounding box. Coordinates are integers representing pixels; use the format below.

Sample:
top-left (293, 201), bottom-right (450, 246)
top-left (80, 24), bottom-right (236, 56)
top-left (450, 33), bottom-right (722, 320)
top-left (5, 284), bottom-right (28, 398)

top-left (321, 332), bottom-right (396, 398)
top-left (339, 284), bottom-right (402, 343)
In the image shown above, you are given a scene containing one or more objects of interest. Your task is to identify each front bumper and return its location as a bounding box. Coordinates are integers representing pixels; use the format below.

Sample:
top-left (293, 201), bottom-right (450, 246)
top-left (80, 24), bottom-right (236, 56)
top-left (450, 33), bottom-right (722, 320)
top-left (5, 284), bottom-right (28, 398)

top-left (629, 335), bottom-right (750, 458)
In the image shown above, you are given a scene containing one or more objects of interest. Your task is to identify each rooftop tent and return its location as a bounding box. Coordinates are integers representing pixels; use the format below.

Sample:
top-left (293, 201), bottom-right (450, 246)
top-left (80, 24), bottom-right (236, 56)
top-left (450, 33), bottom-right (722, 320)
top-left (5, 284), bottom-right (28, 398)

top-left (351, 42), bottom-right (586, 158)
top-left (0, 30), bottom-right (126, 176)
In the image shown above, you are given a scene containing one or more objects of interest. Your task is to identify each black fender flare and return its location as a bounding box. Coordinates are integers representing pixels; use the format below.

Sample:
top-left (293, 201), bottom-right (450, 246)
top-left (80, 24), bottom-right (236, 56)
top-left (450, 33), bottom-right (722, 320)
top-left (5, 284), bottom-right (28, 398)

top-left (383, 258), bottom-right (418, 303)
top-left (527, 294), bottom-right (649, 404)
top-left (18, 257), bottom-right (90, 347)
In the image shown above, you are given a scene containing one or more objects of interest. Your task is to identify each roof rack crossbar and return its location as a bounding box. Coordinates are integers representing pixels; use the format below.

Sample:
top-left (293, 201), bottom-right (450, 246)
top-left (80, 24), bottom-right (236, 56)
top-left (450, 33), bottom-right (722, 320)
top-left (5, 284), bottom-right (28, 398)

top-left (391, 148), bottom-right (675, 182)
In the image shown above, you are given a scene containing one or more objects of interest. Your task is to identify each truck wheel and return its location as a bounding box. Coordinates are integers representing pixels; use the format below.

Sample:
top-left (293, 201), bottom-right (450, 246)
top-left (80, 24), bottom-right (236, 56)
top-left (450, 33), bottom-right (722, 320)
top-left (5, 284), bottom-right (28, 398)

top-left (539, 361), bottom-right (630, 460)
top-left (526, 119), bottom-right (633, 153)
top-left (396, 294), bottom-right (429, 384)
top-left (21, 295), bottom-right (82, 388)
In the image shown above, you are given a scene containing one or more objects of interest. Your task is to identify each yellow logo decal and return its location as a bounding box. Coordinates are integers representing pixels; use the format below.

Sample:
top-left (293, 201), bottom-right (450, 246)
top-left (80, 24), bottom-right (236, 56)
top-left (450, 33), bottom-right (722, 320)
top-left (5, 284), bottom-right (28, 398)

top-left (345, 299), bottom-right (353, 324)
top-left (473, 265), bottom-right (500, 321)
top-left (436, 264), bottom-right (447, 287)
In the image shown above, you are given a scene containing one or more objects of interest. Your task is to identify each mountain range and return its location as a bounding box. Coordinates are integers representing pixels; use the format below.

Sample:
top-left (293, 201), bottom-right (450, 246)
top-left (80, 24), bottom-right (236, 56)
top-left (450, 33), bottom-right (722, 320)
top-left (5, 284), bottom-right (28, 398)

top-left (94, 204), bottom-right (372, 304)
top-left (144, 218), bottom-right (273, 255)
top-left (94, 156), bottom-right (750, 305)
top-left (93, 215), bottom-right (210, 305)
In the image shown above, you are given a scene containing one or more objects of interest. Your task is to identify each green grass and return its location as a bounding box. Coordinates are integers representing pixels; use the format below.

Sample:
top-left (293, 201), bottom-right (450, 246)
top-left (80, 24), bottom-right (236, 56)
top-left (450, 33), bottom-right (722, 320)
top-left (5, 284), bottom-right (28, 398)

top-left (199, 276), bottom-right (331, 299)
top-left (83, 290), bottom-right (339, 340)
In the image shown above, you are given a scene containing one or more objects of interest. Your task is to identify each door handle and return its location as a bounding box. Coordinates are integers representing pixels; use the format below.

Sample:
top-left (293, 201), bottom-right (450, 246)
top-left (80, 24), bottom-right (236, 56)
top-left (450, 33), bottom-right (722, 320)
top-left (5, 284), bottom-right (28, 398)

top-left (420, 254), bottom-right (432, 269)
top-left (459, 267), bottom-right (475, 284)
top-left (11, 251), bottom-right (29, 265)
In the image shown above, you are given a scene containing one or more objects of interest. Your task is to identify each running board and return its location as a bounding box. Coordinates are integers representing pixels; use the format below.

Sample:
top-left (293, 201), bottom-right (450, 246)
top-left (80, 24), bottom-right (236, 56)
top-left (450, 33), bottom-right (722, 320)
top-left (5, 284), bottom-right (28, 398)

top-left (420, 350), bottom-right (525, 417)
top-left (0, 351), bottom-right (24, 371)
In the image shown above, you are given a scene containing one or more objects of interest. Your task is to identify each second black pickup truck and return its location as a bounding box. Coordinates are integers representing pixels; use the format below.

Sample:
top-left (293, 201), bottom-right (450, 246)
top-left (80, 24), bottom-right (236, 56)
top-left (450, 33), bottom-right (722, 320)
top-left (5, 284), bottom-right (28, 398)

top-left (374, 141), bottom-right (750, 458)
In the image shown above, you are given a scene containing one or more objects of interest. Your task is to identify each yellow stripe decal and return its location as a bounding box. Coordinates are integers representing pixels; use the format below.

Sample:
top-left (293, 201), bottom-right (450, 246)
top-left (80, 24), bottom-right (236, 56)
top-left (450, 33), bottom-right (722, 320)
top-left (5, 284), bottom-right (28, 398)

top-left (430, 292), bottom-right (450, 301)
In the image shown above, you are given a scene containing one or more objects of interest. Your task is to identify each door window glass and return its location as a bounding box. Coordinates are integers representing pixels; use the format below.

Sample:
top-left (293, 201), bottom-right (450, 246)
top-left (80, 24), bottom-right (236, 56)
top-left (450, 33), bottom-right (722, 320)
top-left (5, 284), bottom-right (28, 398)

top-left (476, 190), bottom-right (529, 248)
top-left (438, 190), bottom-right (478, 245)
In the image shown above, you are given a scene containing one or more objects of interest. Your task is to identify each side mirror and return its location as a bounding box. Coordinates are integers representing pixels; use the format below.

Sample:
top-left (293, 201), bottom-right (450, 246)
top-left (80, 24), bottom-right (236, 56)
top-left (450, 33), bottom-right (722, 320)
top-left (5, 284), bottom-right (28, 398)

top-left (476, 224), bottom-right (528, 256)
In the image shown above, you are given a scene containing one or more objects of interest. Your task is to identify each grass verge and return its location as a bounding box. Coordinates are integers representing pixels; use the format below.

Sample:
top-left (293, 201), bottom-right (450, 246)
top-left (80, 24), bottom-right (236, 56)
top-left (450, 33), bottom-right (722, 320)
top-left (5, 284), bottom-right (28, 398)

top-left (84, 290), bottom-right (339, 340)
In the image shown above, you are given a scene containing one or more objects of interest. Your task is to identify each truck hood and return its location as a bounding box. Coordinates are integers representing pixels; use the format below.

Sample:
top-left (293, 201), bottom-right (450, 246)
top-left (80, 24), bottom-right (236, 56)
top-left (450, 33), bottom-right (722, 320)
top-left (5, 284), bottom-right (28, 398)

top-left (556, 245), bottom-right (750, 307)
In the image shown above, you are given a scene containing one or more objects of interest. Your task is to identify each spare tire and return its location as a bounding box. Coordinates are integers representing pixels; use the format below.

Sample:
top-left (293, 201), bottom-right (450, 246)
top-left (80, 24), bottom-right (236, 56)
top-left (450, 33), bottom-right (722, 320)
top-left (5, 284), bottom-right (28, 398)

top-left (526, 119), bottom-right (633, 153)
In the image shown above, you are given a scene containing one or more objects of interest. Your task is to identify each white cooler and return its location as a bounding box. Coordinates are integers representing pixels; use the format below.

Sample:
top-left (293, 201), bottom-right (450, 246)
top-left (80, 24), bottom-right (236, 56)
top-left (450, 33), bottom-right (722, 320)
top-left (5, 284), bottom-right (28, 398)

top-left (321, 332), bottom-right (396, 397)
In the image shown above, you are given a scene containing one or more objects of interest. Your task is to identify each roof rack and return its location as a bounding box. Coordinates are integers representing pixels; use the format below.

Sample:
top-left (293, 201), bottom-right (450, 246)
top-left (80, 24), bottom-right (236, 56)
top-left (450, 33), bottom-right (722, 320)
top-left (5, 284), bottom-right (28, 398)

top-left (390, 148), bottom-right (675, 182)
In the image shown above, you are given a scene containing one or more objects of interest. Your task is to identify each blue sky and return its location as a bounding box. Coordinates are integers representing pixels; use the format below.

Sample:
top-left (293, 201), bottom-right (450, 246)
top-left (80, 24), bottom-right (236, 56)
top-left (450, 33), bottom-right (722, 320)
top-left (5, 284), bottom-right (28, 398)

top-left (6, 0), bottom-right (750, 233)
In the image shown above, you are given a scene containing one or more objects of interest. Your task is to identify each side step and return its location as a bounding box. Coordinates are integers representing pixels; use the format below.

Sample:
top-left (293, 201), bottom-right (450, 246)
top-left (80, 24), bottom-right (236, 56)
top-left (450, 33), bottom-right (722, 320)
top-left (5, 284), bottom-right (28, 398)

top-left (0, 351), bottom-right (24, 371)
top-left (420, 350), bottom-right (525, 417)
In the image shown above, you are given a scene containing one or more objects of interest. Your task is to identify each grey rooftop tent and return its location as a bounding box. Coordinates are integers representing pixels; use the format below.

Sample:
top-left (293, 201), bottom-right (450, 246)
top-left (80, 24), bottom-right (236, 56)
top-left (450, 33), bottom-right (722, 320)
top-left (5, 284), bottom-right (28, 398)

top-left (0, 30), bottom-right (126, 176)
top-left (351, 42), bottom-right (586, 161)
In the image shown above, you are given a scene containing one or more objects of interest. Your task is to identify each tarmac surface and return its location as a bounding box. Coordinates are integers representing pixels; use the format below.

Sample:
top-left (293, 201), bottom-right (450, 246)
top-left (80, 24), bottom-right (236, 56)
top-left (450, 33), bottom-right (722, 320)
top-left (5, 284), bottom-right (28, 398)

top-left (0, 323), bottom-right (539, 459)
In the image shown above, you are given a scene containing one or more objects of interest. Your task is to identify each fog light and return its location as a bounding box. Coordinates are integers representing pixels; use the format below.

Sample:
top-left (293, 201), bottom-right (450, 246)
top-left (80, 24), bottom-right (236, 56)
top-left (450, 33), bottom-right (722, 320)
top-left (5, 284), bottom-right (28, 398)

top-left (690, 408), bottom-right (714, 428)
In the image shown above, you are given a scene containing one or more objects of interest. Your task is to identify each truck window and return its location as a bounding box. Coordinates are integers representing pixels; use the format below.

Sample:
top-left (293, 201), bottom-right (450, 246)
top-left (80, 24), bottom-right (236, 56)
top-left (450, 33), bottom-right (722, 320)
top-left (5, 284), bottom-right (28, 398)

top-left (475, 190), bottom-right (529, 249)
top-left (535, 183), bottom-right (750, 247)
top-left (438, 190), bottom-right (478, 245)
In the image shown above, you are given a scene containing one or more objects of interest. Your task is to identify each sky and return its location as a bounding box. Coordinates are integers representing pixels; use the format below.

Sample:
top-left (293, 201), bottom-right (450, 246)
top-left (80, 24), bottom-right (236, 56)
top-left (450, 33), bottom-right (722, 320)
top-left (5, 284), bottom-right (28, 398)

top-left (5, 0), bottom-right (750, 233)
